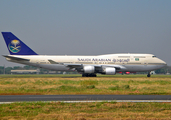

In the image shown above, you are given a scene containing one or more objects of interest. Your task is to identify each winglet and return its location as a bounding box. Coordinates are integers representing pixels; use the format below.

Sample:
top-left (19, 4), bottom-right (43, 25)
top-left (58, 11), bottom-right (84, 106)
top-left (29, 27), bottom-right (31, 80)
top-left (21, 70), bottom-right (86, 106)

top-left (1, 32), bottom-right (38, 55)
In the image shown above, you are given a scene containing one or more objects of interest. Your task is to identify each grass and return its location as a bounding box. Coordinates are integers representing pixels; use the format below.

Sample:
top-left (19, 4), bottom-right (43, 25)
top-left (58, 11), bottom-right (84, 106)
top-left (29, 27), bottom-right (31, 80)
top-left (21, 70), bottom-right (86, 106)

top-left (0, 74), bottom-right (171, 119)
top-left (0, 74), bottom-right (171, 78)
top-left (0, 74), bottom-right (171, 95)
top-left (0, 102), bottom-right (171, 119)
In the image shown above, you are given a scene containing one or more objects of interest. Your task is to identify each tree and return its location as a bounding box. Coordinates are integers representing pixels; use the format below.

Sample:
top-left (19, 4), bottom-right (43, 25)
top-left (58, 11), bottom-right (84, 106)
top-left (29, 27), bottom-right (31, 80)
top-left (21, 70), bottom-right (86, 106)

top-left (0, 66), bottom-right (4, 74)
top-left (5, 67), bottom-right (13, 74)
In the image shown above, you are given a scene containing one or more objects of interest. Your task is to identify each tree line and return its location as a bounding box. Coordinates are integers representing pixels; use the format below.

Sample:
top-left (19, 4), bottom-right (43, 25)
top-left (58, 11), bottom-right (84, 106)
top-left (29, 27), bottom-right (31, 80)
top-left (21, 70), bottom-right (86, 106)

top-left (0, 66), bottom-right (47, 74)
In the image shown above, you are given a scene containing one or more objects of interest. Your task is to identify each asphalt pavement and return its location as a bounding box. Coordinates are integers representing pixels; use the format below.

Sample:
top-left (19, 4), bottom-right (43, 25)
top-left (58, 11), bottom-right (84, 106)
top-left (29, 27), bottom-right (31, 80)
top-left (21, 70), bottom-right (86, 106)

top-left (0, 95), bottom-right (171, 102)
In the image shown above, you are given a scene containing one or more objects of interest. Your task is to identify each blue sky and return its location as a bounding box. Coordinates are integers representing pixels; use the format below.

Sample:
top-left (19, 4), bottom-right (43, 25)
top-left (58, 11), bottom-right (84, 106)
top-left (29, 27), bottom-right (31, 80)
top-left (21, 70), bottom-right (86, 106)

top-left (0, 0), bottom-right (171, 66)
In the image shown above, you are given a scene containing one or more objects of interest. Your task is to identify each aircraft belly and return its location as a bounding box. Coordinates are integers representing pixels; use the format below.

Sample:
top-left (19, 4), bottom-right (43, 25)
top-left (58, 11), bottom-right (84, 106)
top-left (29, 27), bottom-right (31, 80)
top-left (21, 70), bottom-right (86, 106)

top-left (124, 65), bottom-right (165, 72)
top-left (38, 64), bottom-right (69, 71)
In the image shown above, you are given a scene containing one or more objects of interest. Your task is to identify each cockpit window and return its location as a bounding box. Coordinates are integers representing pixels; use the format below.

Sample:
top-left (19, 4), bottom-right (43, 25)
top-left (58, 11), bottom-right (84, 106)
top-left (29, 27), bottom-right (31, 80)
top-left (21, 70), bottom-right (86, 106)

top-left (152, 56), bottom-right (157, 58)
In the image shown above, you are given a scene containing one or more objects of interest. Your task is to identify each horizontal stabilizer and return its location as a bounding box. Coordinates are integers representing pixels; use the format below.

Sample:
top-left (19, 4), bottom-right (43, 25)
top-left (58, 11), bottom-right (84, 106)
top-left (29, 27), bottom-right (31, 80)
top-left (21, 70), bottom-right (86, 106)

top-left (3, 55), bottom-right (30, 61)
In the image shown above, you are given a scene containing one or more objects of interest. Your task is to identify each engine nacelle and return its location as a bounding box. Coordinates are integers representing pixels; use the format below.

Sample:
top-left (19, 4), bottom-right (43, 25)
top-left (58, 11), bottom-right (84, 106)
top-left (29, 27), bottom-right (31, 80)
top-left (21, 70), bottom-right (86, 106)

top-left (103, 67), bottom-right (116, 75)
top-left (83, 66), bottom-right (95, 73)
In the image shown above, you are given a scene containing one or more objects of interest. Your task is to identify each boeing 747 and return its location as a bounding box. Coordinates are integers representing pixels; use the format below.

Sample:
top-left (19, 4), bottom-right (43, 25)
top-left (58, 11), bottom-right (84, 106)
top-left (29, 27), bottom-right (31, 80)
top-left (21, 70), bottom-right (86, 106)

top-left (2, 32), bottom-right (167, 77)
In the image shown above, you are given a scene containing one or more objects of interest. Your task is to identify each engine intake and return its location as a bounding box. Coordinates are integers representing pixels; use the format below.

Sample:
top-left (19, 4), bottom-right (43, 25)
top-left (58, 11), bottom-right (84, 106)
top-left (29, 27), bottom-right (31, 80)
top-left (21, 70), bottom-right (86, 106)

top-left (83, 66), bottom-right (95, 73)
top-left (103, 67), bottom-right (116, 75)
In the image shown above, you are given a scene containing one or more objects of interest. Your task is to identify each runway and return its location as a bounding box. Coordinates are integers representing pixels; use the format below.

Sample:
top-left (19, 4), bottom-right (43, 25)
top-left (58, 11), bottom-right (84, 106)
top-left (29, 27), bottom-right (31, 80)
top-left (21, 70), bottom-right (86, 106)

top-left (0, 95), bottom-right (171, 103)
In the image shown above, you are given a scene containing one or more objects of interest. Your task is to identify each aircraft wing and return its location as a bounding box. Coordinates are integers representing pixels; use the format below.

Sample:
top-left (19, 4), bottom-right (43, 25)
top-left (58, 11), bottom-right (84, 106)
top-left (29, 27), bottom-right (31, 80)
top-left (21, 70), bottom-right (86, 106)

top-left (2, 55), bottom-right (30, 61)
top-left (48, 59), bottom-right (82, 68)
top-left (48, 59), bottom-right (122, 70)
top-left (48, 60), bottom-right (63, 65)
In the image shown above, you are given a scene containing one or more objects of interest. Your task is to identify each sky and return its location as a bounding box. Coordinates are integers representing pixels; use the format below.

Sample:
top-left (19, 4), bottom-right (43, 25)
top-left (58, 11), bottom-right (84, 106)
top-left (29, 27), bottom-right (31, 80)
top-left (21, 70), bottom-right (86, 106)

top-left (0, 0), bottom-right (171, 67)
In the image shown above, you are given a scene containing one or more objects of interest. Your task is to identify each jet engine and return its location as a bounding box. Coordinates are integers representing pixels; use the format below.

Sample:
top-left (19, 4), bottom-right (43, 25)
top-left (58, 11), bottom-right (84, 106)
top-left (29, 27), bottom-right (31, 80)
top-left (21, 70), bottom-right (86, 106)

top-left (103, 67), bottom-right (116, 75)
top-left (83, 66), bottom-right (95, 73)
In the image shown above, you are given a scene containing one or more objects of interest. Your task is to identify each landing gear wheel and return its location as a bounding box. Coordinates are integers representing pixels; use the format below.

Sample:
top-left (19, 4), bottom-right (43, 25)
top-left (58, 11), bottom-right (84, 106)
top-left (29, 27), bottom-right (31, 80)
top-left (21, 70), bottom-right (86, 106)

top-left (91, 73), bottom-right (97, 77)
top-left (85, 73), bottom-right (89, 77)
top-left (82, 73), bottom-right (87, 77)
top-left (82, 73), bottom-right (97, 77)
top-left (147, 72), bottom-right (151, 77)
top-left (147, 74), bottom-right (151, 77)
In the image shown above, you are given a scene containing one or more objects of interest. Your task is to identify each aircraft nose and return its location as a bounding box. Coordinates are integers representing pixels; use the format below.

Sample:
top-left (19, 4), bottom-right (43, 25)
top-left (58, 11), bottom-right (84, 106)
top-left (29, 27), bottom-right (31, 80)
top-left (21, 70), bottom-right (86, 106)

top-left (159, 59), bottom-right (167, 66)
top-left (163, 61), bottom-right (167, 66)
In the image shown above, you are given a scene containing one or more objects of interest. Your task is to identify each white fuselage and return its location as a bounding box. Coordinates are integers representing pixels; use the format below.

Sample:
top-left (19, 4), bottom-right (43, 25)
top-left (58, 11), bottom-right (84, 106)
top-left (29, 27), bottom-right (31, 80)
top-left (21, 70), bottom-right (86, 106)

top-left (5, 53), bottom-right (166, 73)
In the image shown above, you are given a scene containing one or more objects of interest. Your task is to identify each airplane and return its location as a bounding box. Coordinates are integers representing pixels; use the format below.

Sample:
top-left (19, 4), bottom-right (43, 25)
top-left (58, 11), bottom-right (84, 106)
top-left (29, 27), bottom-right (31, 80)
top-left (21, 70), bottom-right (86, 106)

top-left (1, 32), bottom-right (167, 77)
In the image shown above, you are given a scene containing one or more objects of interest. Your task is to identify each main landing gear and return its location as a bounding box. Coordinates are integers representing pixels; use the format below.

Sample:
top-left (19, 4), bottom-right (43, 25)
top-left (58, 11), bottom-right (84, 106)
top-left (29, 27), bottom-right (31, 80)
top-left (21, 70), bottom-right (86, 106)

top-left (82, 73), bottom-right (97, 77)
top-left (147, 72), bottom-right (151, 77)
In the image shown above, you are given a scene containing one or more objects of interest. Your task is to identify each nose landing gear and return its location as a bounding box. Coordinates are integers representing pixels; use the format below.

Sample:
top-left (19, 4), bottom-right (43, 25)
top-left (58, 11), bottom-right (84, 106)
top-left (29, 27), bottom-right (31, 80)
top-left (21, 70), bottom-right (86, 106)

top-left (147, 72), bottom-right (151, 77)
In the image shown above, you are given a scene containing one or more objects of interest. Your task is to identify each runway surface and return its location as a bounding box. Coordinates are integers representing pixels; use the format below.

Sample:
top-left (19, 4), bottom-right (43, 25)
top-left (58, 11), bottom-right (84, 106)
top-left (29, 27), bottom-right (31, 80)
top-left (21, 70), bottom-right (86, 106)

top-left (0, 95), bottom-right (171, 102)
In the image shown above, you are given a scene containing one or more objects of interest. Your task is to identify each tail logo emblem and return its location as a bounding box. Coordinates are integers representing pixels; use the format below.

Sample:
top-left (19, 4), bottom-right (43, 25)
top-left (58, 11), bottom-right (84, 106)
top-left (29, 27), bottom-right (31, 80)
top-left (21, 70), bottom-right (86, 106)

top-left (8, 40), bottom-right (21, 53)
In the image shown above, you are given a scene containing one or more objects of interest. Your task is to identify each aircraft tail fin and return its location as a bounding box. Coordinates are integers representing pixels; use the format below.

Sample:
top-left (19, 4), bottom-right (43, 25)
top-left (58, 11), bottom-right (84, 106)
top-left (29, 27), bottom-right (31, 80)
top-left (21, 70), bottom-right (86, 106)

top-left (2, 32), bottom-right (38, 55)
